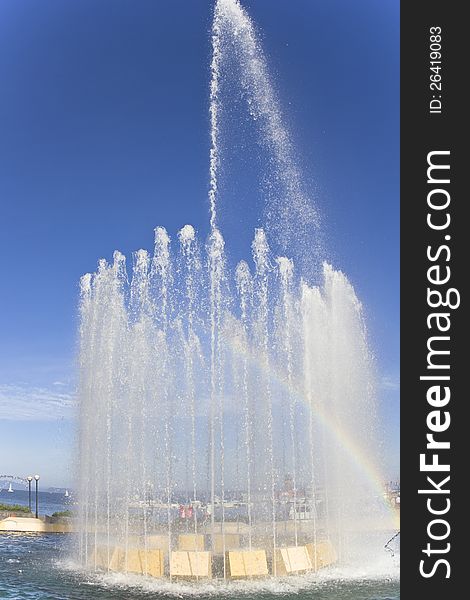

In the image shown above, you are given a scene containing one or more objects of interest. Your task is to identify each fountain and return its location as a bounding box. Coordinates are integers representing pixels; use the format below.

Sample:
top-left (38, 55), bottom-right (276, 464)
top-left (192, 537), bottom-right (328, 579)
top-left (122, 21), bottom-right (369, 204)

top-left (76, 0), bottom-right (392, 582)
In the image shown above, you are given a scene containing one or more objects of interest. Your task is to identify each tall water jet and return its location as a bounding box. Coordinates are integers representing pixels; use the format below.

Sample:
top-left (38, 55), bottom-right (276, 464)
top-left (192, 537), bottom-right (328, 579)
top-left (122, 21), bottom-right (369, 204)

top-left (210, 0), bottom-right (320, 265)
top-left (207, 228), bottom-right (227, 565)
top-left (301, 282), bottom-right (328, 567)
top-left (178, 225), bottom-right (201, 539)
top-left (77, 272), bottom-right (92, 567)
top-left (235, 260), bottom-right (253, 550)
top-left (276, 256), bottom-right (298, 547)
top-left (251, 228), bottom-right (278, 571)
top-left (153, 227), bottom-right (173, 566)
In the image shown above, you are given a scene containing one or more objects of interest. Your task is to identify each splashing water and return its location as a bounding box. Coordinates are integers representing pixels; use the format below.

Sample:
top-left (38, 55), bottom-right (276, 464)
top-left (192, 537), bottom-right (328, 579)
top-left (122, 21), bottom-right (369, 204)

top-left (209, 0), bottom-right (320, 260)
top-left (76, 0), bottom-right (396, 585)
top-left (77, 228), bottom-right (393, 576)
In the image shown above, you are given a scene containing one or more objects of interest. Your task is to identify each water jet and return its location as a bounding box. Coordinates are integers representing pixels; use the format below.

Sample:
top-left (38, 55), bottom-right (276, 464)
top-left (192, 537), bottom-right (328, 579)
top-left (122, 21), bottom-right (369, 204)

top-left (76, 0), bottom-right (392, 584)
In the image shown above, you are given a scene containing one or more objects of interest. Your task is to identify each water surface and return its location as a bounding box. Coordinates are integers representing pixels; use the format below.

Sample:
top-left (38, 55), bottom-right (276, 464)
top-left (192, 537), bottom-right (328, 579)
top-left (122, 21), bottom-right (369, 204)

top-left (0, 533), bottom-right (399, 600)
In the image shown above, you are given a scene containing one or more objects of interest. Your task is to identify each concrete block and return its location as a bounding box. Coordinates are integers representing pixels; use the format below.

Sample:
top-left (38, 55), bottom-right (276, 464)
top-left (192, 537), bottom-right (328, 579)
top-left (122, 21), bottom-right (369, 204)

top-left (124, 534), bottom-right (141, 547)
top-left (170, 550), bottom-right (212, 578)
top-left (124, 548), bottom-right (165, 577)
top-left (213, 532), bottom-right (241, 554)
top-left (0, 517), bottom-right (46, 533)
top-left (47, 522), bottom-right (75, 533)
top-left (146, 534), bottom-right (169, 547)
top-left (108, 546), bottom-right (125, 571)
top-left (123, 548), bottom-right (143, 574)
top-left (226, 549), bottom-right (269, 578)
top-left (142, 549), bottom-right (165, 577)
top-left (145, 535), bottom-right (170, 556)
top-left (305, 540), bottom-right (337, 571)
top-left (122, 534), bottom-right (169, 555)
top-left (207, 521), bottom-right (250, 535)
top-left (275, 546), bottom-right (312, 575)
top-left (178, 533), bottom-right (205, 551)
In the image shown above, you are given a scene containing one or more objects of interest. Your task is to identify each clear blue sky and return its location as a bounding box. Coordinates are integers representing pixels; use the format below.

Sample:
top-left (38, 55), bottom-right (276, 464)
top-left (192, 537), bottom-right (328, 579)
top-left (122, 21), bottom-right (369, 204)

top-left (0, 0), bottom-right (399, 487)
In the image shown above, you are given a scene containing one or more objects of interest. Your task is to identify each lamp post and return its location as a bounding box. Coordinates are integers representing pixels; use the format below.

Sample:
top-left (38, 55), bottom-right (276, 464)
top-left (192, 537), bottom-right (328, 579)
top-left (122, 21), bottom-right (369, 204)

top-left (34, 475), bottom-right (40, 519)
top-left (27, 476), bottom-right (33, 513)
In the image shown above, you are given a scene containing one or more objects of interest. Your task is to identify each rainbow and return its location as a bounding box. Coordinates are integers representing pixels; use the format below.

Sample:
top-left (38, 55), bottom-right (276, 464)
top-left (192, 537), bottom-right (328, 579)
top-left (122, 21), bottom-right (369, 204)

top-left (227, 335), bottom-right (399, 525)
